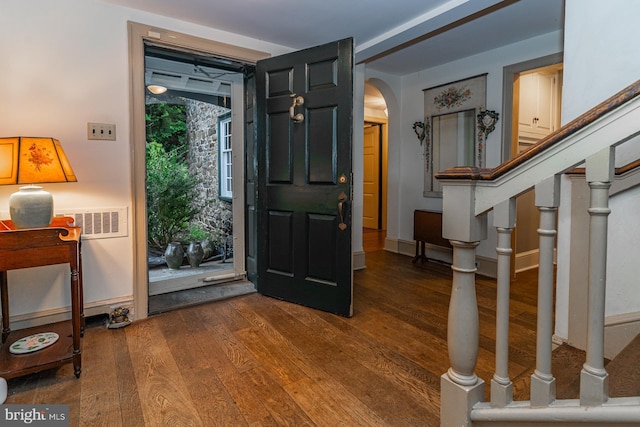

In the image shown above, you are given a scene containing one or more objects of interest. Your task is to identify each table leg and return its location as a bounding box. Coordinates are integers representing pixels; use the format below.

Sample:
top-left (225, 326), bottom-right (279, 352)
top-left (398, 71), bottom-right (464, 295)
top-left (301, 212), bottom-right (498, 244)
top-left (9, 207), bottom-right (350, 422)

top-left (0, 377), bottom-right (6, 404)
top-left (71, 266), bottom-right (82, 378)
top-left (79, 239), bottom-right (85, 337)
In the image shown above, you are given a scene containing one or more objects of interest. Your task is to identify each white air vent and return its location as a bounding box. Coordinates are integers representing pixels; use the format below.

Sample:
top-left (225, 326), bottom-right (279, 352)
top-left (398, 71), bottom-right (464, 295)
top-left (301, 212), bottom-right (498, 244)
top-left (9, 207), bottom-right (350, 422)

top-left (56, 207), bottom-right (128, 239)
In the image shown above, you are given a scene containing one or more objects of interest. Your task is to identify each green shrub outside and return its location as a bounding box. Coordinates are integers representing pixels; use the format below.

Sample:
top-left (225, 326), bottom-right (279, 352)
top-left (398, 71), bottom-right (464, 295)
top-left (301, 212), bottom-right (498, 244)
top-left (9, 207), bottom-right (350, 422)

top-left (146, 140), bottom-right (200, 252)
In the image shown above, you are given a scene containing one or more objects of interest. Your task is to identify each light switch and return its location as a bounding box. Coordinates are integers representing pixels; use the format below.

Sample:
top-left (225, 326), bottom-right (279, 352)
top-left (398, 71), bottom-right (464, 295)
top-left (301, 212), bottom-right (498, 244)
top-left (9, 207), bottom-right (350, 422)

top-left (88, 123), bottom-right (116, 141)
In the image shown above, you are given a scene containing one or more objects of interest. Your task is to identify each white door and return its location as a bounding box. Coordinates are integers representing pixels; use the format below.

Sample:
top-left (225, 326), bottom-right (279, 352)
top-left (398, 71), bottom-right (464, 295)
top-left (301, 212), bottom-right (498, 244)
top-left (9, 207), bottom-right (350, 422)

top-left (363, 124), bottom-right (380, 229)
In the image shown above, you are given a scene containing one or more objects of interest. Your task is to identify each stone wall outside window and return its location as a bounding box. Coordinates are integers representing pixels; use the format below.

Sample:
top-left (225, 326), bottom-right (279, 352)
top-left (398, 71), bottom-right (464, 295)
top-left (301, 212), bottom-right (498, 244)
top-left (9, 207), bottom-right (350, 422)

top-left (186, 99), bottom-right (233, 249)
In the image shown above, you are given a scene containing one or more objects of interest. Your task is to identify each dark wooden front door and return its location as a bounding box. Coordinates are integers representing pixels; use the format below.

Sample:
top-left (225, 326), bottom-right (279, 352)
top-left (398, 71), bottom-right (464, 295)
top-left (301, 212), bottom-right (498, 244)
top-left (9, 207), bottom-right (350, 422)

top-left (255, 38), bottom-right (353, 317)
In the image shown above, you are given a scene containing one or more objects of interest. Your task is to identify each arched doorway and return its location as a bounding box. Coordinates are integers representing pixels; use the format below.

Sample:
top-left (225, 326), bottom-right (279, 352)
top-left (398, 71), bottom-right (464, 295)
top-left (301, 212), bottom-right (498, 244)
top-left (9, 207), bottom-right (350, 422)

top-left (363, 82), bottom-right (388, 252)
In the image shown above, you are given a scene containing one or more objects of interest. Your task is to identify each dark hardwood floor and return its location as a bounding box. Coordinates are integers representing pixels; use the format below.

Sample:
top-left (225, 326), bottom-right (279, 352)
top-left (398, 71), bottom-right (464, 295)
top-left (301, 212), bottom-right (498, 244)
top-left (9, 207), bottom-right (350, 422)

top-left (4, 249), bottom-right (542, 426)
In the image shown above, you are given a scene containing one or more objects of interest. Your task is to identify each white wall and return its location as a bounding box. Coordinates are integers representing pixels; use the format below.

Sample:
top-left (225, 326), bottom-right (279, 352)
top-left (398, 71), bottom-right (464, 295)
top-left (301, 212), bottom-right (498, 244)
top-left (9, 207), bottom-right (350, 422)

top-left (367, 31), bottom-right (563, 262)
top-left (556, 0), bottom-right (640, 339)
top-left (0, 0), bottom-right (290, 319)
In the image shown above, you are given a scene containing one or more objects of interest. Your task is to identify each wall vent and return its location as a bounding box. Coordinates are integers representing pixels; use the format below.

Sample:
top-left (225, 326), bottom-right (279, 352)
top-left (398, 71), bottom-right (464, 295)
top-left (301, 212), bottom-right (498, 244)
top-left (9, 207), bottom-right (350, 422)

top-left (56, 207), bottom-right (128, 239)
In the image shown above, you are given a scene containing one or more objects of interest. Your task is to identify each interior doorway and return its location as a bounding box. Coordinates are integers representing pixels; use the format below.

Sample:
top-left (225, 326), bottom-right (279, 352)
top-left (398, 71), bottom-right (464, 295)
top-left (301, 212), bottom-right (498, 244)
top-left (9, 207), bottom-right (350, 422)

top-left (510, 60), bottom-right (563, 272)
top-left (363, 82), bottom-right (388, 239)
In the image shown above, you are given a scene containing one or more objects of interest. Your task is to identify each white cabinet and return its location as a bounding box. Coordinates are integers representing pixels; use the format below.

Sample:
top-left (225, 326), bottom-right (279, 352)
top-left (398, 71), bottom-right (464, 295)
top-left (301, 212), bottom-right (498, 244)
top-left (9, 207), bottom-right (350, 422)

top-left (518, 71), bottom-right (558, 149)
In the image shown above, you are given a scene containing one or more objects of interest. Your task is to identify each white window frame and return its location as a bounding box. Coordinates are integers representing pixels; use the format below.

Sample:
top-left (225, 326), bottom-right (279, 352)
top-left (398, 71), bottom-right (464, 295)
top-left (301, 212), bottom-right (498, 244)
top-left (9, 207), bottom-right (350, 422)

top-left (219, 113), bottom-right (233, 201)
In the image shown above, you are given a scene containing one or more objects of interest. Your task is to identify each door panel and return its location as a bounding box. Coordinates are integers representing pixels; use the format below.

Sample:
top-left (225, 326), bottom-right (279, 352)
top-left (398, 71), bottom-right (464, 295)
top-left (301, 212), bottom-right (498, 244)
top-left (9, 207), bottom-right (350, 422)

top-left (245, 71), bottom-right (258, 283)
top-left (256, 38), bottom-right (353, 317)
top-left (363, 124), bottom-right (380, 229)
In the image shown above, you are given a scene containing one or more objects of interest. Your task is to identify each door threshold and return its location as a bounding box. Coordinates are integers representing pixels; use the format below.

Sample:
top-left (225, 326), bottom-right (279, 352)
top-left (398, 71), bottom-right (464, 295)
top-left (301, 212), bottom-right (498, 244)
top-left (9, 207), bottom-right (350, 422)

top-left (149, 259), bottom-right (235, 296)
top-left (148, 279), bottom-right (256, 315)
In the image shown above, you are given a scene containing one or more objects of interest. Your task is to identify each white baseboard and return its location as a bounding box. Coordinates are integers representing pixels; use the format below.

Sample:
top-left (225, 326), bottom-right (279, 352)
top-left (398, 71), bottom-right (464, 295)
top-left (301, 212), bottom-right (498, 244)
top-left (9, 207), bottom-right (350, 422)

top-left (397, 238), bottom-right (414, 257)
top-left (353, 250), bottom-right (366, 270)
top-left (476, 255), bottom-right (497, 278)
top-left (604, 311), bottom-right (640, 359)
top-left (389, 237), bottom-right (497, 276)
top-left (6, 296), bottom-right (135, 331)
top-left (384, 237), bottom-right (400, 253)
top-left (515, 249), bottom-right (539, 272)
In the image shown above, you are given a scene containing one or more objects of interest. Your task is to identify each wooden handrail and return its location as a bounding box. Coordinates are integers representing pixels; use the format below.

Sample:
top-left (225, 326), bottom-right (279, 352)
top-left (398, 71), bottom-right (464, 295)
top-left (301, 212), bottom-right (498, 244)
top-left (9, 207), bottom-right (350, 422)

top-left (566, 158), bottom-right (640, 176)
top-left (435, 79), bottom-right (640, 181)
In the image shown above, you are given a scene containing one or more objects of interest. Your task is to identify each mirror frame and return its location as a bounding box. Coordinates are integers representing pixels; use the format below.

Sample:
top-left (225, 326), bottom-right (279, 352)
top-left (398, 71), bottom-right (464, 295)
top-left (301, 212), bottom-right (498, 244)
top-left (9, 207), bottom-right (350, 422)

top-left (423, 73), bottom-right (487, 197)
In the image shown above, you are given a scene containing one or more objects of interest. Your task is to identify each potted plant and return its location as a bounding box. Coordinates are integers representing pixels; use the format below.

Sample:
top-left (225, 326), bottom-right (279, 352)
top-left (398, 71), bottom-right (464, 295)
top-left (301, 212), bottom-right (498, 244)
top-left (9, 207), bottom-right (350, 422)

top-left (186, 223), bottom-right (208, 268)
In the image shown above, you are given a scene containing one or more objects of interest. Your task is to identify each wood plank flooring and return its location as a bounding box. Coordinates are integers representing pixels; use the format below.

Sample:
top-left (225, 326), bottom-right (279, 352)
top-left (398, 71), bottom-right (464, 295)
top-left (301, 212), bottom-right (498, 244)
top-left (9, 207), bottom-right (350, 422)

top-left (4, 250), bottom-right (541, 426)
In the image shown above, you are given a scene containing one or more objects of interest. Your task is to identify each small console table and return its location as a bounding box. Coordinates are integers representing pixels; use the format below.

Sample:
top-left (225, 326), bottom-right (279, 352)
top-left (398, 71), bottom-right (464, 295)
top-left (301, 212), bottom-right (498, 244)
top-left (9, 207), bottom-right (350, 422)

top-left (412, 210), bottom-right (452, 264)
top-left (0, 217), bottom-right (83, 379)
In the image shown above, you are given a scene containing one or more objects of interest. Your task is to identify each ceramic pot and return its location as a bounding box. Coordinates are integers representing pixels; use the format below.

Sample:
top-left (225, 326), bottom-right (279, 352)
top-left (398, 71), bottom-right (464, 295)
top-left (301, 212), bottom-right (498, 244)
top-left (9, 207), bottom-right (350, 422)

top-left (187, 241), bottom-right (204, 268)
top-left (9, 185), bottom-right (53, 229)
top-left (164, 242), bottom-right (184, 269)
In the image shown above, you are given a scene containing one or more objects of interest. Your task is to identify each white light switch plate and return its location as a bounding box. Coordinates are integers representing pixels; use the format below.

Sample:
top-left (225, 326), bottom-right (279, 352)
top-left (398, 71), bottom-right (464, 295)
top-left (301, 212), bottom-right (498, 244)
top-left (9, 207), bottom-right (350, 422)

top-left (88, 122), bottom-right (116, 140)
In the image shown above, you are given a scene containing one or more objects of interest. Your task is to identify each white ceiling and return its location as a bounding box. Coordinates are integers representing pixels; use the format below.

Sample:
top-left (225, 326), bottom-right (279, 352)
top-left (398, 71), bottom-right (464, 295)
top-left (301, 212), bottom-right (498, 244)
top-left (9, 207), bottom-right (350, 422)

top-left (103, 0), bottom-right (564, 75)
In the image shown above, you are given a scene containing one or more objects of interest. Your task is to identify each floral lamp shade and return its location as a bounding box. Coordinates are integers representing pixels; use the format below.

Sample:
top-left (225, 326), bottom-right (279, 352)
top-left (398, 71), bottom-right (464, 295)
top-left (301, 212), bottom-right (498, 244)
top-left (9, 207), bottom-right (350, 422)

top-left (0, 137), bottom-right (77, 229)
top-left (0, 137), bottom-right (76, 185)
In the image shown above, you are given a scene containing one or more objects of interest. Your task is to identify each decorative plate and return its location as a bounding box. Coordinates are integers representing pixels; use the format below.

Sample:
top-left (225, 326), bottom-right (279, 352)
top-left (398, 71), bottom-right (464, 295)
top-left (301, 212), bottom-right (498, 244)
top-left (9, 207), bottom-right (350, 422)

top-left (9, 332), bottom-right (59, 354)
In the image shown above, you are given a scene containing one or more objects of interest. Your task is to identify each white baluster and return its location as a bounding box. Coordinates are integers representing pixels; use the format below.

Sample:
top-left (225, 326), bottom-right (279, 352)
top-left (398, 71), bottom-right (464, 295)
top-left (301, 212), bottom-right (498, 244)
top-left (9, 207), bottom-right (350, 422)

top-left (531, 176), bottom-right (560, 407)
top-left (492, 199), bottom-right (516, 407)
top-left (581, 147), bottom-right (614, 405)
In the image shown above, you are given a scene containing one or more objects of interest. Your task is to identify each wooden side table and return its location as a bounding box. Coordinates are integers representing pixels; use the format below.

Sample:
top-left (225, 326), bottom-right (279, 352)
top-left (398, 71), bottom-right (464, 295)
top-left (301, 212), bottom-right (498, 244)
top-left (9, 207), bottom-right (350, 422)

top-left (0, 217), bottom-right (83, 379)
top-left (412, 210), bottom-right (452, 264)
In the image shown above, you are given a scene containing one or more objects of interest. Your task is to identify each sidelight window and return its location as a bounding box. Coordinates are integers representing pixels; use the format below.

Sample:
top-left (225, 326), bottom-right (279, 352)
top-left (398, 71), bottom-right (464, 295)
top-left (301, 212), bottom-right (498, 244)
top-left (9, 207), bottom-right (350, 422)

top-left (219, 113), bottom-right (232, 201)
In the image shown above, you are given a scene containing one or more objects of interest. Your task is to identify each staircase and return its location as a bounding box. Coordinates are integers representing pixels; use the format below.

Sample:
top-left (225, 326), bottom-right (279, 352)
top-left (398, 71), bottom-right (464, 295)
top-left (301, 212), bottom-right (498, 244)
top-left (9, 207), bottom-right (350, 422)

top-left (437, 80), bottom-right (640, 426)
top-left (608, 334), bottom-right (640, 398)
top-left (514, 334), bottom-right (640, 402)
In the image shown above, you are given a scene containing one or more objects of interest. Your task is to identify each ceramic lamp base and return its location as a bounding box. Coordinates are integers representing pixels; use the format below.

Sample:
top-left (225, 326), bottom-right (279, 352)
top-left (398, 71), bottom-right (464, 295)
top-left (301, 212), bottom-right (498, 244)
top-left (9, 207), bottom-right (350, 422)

top-left (9, 185), bottom-right (54, 229)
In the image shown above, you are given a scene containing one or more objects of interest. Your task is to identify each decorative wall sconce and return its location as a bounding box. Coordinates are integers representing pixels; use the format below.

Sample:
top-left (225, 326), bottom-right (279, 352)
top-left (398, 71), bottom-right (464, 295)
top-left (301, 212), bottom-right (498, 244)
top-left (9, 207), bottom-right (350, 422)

top-left (476, 109), bottom-right (499, 168)
top-left (413, 121), bottom-right (426, 145)
top-left (413, 121), bottom-right (433, 173)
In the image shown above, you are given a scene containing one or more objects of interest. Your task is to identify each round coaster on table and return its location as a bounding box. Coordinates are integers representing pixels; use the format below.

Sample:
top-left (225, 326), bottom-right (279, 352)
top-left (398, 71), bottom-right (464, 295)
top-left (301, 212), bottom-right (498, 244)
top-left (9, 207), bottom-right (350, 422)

top-left (9, 332), bottom-right (59, 354)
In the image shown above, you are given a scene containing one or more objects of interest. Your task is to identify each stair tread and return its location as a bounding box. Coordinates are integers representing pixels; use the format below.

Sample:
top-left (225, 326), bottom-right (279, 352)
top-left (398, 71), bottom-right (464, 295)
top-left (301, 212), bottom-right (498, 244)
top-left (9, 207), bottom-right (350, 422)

top-left (512, 336), bottom-right (640, 401)
top-left (608, 333), bottom-right (640, 397)
top-left (512, 344), bottom-right (585, 401)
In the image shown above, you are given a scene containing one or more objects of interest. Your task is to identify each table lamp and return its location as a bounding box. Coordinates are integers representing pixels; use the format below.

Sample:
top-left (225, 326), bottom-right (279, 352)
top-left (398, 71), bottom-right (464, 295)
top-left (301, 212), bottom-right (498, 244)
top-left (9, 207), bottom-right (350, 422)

top-left (0, 137), bottom-right (77, 229)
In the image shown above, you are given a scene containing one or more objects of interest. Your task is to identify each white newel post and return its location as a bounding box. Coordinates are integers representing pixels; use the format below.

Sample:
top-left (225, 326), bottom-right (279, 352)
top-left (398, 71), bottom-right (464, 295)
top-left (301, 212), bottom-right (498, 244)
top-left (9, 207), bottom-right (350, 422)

top-left (530, 176), bottom-right (560, 407)
top-left (447, 239), bottom-right (481, 386)
top-left (440, 180), bottom-right (487, 427)
top-left (580, 147), bottom-right (614, 406)
top-left (491, 199), bottom-right (516, 407)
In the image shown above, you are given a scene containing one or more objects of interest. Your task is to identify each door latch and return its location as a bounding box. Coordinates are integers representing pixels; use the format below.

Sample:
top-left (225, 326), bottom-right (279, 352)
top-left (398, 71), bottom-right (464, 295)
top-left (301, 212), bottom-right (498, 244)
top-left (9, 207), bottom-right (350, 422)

top-left (338, 191), bottom-right (348, 231)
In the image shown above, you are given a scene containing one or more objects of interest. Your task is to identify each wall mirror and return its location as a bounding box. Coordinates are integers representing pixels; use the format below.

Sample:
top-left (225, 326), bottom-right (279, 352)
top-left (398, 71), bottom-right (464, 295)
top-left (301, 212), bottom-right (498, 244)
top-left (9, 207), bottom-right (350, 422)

top-left (422, 74), bottom-right (489, 197)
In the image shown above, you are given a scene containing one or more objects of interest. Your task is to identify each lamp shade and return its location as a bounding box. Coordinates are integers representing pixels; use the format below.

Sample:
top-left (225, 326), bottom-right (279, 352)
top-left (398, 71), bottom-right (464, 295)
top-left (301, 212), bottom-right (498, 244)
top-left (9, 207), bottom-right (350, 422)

top-left (0, 137), bottom-right (77, 185)
top-left (1, 137), bottom-right (77, 228)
